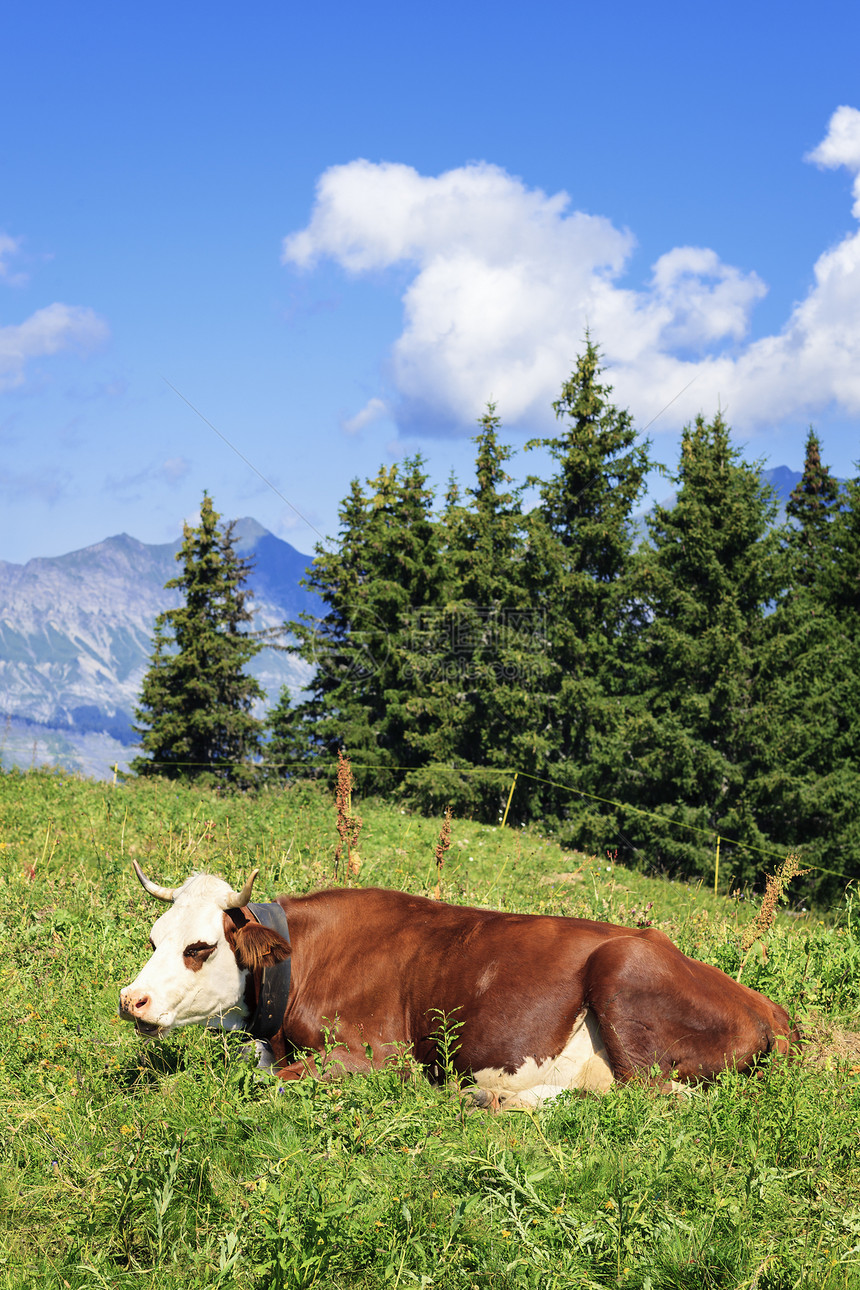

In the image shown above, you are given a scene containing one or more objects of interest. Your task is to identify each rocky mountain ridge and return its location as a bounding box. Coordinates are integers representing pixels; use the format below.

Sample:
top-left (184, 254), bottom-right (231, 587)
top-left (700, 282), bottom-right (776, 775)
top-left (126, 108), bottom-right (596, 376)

top-left (0, 520), bottom-right (318, 778)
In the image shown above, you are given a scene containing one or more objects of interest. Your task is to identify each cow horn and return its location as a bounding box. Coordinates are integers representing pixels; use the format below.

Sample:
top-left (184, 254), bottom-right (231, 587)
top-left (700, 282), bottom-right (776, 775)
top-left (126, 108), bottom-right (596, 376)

top-left (132, 859), bottom-right (177, 902)
top-left (222, 868), bottom-right (259, 909)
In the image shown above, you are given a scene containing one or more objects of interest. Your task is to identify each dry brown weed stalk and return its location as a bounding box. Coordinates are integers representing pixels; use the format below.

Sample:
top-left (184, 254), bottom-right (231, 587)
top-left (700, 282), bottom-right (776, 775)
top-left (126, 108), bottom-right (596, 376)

top-left (432, 806), bottom-right (452, 900)
top-left (333, 749), bottom-right (363, 883)
top-left (737, 852), bottom-right (809, 980)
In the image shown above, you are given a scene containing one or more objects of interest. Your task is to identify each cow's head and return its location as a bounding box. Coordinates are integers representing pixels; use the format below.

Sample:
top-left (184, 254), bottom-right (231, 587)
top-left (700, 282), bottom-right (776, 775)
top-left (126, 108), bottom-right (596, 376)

top-left (119, 862), bottom-right (291, 1037)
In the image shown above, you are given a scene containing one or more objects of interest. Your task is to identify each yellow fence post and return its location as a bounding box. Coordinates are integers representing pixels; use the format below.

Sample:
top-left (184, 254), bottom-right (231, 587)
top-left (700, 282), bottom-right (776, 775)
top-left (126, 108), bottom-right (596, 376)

top-left (714, 835), bottom-right (721, 897)
top-left (501, 773), bottom-right (518, 828)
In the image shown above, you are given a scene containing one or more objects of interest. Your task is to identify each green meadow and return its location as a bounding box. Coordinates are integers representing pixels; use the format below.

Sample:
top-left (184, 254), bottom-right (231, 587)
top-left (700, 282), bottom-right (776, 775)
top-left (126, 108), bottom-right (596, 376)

top-left (1, 768), bottom-right (859, 1289)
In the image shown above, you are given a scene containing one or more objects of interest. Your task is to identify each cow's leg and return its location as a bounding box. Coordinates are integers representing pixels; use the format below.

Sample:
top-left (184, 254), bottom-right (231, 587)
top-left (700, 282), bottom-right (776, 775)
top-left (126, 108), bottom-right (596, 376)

top-left (466, 1008), bottom-right (615, 1110)
top-left (581, 935), bottom-right (778, 1084)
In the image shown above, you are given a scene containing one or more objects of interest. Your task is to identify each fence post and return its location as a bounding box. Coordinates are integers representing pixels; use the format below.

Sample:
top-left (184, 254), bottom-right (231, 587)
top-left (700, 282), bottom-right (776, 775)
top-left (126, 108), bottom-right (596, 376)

top-left (501, 773), bottom-right (518, 828)
top-left (714, 835), bottom-right (721, 897)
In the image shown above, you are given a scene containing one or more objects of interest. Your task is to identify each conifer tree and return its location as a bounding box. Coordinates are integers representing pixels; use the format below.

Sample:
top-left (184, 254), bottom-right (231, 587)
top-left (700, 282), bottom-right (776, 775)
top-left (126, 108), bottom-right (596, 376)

top-left (813, 472), bottom-right (860, 888)
top-left (403, 406), bottom-right (550, 816)
top-left (822, 471), bottom-right (860, 619)
top-left (786, 427), bottom-right (841, 587)
top-left (523, 337), bottom-right (651, 841)
top-left (268, 476), bottom-right (376, 775)
top-left (271, 456), bottom-right (443, 792)
top-left (750, 431), bottom-right (841, 863)
top-left (615, 414), bottom-right (779, 880)
top-left (752, 439), bottom-right (860, 896)
top-left (132, 493), bottom-right (264, 785)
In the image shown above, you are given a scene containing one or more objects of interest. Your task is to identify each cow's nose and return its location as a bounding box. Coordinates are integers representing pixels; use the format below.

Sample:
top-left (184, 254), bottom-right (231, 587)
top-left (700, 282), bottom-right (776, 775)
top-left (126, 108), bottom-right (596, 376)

top-left (119, 990), bottom-right (151, 1017)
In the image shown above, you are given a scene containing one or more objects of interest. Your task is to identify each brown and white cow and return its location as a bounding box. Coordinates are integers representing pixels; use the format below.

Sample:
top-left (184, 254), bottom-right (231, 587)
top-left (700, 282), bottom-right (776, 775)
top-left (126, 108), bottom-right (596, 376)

top-left (119, 863), bottom-right (800, 1108)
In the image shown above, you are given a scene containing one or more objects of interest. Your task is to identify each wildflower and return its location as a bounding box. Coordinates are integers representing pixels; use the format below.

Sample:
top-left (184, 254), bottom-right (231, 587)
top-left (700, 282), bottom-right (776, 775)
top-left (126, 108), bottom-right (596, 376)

top-left (119, 1124), bottom-right (133, 1136)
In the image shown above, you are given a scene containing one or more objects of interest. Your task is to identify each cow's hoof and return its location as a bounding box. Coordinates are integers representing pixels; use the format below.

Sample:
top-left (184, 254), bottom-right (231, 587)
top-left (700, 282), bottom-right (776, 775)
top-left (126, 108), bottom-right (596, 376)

top-left (462, 1087), bottom-right (503, 1112)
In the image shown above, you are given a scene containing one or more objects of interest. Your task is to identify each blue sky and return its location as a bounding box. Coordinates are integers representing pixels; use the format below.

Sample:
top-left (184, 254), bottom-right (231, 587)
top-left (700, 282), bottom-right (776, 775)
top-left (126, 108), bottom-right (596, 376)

top-left (2, 0), bottom-right (860, 564)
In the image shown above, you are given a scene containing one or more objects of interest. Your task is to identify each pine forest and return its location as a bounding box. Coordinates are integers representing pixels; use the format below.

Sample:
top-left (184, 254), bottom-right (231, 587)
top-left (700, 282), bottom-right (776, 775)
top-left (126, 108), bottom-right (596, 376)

top-left (264, 339), bottom-right (860, 904)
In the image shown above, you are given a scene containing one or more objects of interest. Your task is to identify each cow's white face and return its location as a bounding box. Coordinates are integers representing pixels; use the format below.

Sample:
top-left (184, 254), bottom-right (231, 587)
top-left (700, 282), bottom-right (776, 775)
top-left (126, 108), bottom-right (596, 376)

top-left (120, 874), bottom-right (249, 1036)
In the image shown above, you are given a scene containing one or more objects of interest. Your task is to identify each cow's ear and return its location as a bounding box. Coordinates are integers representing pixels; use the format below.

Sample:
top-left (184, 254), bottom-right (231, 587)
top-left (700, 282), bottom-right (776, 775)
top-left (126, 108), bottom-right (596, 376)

top-left (233, 924), bottom-right (292, 972)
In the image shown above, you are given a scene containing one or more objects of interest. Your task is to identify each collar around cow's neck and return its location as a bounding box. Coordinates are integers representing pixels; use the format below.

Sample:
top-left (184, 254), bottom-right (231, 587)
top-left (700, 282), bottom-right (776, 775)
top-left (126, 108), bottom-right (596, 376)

top-left (243, 900), bottom-right (292, 1041)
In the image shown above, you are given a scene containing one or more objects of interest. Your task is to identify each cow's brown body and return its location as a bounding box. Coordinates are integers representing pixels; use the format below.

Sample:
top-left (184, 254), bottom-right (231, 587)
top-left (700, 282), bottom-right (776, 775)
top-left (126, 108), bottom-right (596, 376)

top-left (222, 886), bottom-right (798, 1103)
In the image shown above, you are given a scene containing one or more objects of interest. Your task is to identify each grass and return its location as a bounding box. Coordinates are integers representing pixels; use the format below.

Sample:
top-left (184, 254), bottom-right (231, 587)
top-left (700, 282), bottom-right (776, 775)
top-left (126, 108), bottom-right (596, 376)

top-left (1, 767), bottom-right (859, 1288)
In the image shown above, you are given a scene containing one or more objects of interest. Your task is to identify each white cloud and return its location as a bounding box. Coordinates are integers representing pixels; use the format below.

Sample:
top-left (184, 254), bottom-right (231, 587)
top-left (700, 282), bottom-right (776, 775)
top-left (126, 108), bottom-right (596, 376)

top-left (0, 302), bottom-right (108, 391)
top-left (284, 107), bottom-right (860, 438)
top-left (342, 396), bottom-right (389, 434)
top-left (806, 104), bottom-right (860, 217)
top-left (284, 160), bottom-right (630, 277)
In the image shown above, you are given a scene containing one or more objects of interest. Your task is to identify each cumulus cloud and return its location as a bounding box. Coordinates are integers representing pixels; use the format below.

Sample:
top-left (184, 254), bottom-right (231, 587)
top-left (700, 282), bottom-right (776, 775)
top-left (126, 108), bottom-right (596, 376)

top-left (0, 302), bottom-right (109, 391)
top-left (806, 104), bottom-right (860, 217)
top-left (283, 107), bottom-right (860, 437)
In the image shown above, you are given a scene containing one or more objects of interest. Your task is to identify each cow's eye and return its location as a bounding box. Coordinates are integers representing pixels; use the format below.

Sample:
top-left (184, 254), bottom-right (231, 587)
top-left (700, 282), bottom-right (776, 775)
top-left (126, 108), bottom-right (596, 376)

top-left (183, 941), bottom-right (216, 963)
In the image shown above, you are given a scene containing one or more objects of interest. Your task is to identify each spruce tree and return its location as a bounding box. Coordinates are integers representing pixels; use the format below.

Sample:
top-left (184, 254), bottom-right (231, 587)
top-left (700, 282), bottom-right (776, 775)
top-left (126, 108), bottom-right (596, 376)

top-left (271, 457), bottom-right (443, 793)
top-left (751, 440), bottom-right (860, 897)
top-left (523, 337), bottom-right (651, 842)
top-left (403, 406), bottom-right (550, 817)
top-left (268, 476), bottom-right (377, 776)
top-left (749, 431), bottom-right (842, 881)
top-left (815, 472), bottom-right (860, 890)
top-left (786, 427), bottom-right (841, 587)
top-left (132, 493), bottom-right (264, 785)
top-left (616, 414), bottom-right (779, 881)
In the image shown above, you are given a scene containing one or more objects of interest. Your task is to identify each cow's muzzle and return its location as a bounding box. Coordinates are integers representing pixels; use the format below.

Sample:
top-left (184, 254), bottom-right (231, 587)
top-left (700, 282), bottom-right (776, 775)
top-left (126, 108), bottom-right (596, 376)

top-left (119, 988), bottom-right (165, 1037)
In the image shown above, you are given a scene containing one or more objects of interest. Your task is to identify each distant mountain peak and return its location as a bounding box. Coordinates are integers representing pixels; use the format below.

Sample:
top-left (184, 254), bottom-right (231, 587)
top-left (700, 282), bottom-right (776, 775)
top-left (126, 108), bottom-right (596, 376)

top-left (762, 466), bottom-right (802, 503)
top-left (0, 518), bottom-right (317, 779)
top-left (232, 517), bottom-right (274, 551)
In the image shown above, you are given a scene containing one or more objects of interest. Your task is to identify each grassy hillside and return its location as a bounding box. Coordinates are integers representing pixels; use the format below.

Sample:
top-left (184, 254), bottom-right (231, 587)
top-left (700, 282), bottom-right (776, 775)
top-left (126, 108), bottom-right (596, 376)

top-left (1, 769), bottom-right (859, 1288)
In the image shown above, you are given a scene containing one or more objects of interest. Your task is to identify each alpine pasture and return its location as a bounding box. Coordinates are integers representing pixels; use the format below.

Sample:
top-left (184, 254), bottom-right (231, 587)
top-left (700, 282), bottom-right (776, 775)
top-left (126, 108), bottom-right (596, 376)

top-left (1, 768), bottom-right (859, 1289)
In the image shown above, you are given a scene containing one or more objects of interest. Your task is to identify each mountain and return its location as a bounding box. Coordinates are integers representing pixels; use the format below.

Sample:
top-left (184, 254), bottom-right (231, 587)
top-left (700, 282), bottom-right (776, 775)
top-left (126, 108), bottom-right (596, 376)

top-left (763, 466), bottom-right (803, 508)
top-left (0, 520), bottom-right (319, 779)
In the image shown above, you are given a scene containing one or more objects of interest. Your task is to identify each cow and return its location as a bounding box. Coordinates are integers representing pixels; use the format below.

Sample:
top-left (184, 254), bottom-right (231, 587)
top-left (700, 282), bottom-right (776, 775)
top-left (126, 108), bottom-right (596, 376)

top-left (119, 862), bottom-right (800, 1109)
